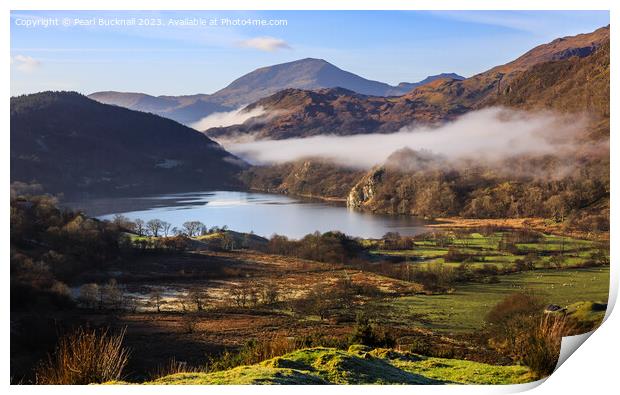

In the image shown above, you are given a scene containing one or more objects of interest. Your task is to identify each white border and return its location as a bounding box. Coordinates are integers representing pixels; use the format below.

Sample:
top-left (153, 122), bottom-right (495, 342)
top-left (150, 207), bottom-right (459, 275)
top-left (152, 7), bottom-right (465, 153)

top-left (3, 1), bottom-right (617, 394)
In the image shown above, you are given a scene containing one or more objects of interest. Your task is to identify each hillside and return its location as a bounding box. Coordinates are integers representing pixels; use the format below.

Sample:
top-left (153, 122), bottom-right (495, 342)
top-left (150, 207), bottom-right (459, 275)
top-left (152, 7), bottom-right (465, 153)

top-left (87, 92), bottom-right (229, 125)
top-left (131, 346), bottom-right (532, 385)
top-left (89, 59), bottom-right (463, 125)
top-left (10, 91), bottom-right (246, 197)
top-left (241, 159), bottom-right (364, 199)
top-left (207, 86), bottom-right (468, 140)
top-left (486, 42), bottom-right (610, 139)
top-left (403, 26), bottom-right (609, 115)
top-left (209, 26), bottom-right (609, 141)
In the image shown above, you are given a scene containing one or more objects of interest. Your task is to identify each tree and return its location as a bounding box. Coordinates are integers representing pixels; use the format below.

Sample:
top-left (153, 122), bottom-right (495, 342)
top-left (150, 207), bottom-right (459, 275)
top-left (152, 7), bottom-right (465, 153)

top-left (134, 219), bottom-right (145, 236)
top-left (146, 219), bottom-right (164, 237)
top-left (297, 284), bottom-right (341, 320)
top-left (102, 279), bottom-right (123, 309)
top-left (182, 221), bottom-right (205, 237)
top-left (161, 221), bottom-right (172, 237)
top-left (124, 295), bottom-right (139, 313)
top-left (78, 283), bottom-right (99, 309)
top-left (111, 214), bottom-right (134, 231)
top-left (150, 288), bottom-right (165, 313)
top-left (229, 283), bottom-right (249, 308)
top-left (261, 281), bottom-right (279, 305)
top-left (187, 289), bottom-right (209, 311)
top-left (220, 232), bottom-right (235, 251)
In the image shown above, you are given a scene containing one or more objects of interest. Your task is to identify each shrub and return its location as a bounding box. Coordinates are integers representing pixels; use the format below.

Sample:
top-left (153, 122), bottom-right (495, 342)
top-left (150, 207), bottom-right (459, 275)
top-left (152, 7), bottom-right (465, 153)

top-left (35, 327), bottom-right (130, 384)
top-left (486, 293), bottom-right (545, 330)
top-left (485, 293), bottom-right (573, 378)
top-left (485, 293), bottom-right (545, 357)
top-left (348, 314), bottom-right (396, 348)
top-left (521, 315), bottom-right (570, 378)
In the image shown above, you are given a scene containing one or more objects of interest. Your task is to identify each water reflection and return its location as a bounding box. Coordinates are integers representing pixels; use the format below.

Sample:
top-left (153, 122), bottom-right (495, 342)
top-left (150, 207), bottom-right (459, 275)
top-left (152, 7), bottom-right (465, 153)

top-left (66, 191), bottom-right (430, 239)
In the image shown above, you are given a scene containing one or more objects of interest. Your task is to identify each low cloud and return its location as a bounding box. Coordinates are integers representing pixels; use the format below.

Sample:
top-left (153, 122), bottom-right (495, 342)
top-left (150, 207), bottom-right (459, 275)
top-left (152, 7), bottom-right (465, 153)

top-left (11, 54), bottom-right (41, 72)
top-left (224, 107), bottom-right (587, 169)
top-left (190, 107), bottom-right (267, 131)
top-left (238, 36), bottom-right (291, 52)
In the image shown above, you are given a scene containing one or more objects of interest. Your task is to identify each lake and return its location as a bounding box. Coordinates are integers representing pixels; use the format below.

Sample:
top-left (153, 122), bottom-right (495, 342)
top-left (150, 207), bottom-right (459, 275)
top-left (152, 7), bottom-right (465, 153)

top-left (66, 190), bottom-right (430, 239)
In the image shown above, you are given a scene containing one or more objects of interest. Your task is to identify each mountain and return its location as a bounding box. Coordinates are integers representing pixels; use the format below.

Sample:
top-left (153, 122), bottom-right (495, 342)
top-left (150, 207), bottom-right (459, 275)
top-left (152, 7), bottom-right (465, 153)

top-left (406, 25), bottom-right (610, 112)
top-left (87, 92), bottom-right (230, 125)
top-left (386, 73), bottom-right (465, 95)
top-left (486, 40), bottom-right (609, 139)
top-left (239, 27), bottom-right (609, 229)
top-left (208, 26), bottom-right (609, 141)
top-left (206, 85), bottom-right (467, 140)
top-left (11, 91), bottom-right (246, 197)
top-left (88, 58), bottom-right (463, 125)
top-left (205, 58), bottom-right (461, 104)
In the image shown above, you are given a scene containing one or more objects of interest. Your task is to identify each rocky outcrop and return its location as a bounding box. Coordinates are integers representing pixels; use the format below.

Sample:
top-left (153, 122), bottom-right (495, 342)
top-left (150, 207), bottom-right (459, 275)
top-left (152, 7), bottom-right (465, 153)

top-left (347, 167), bottom-right (385, 209)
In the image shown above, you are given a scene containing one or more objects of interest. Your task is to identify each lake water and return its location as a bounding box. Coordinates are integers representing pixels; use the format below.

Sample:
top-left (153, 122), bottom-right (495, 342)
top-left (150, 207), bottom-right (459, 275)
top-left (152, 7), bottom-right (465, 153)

top-left (67, 191), bottom-right (430, 239)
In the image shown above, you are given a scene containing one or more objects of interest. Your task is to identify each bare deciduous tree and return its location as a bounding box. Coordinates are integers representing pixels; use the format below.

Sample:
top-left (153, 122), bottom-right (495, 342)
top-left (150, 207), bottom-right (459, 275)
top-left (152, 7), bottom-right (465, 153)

top-left (134, 219), bottom-right (145, 236)
top-left (162, 221), bottom-right (172, 237)
top-left (182, 221), bottom-right (205, 237)
top-left (150, 288), bottom-right (165, 313)
top-left (146, 219), bottom-right (164, 237)
top-left (78, 283), bottom-right (99, 309)
top-left (102, 279), bottom-right (123, 309)
top-left (187, 289), bottom-right (210, 311)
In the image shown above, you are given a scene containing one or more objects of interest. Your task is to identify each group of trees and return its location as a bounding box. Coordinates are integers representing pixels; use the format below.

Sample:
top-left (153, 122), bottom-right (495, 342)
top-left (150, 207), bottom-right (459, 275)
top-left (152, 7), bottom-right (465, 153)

top-left (264, 231), bottom-right (365, 264)
top-left (362, 162), bottom-right (609, 228)
top-left (113, 215), bottom-right (219, 238)
top-left (227, 281), bottom-right (280, 308)
top-left (290, 276), bottom-right (382, 321)
top-left (11, 194), bottom-right (128, 310)
top-left (78, 281), bottom-right (214, 314)
top-left (78, 280), bottom-right (125, 310)
top-left (373, 160), bottom-right (609, 230)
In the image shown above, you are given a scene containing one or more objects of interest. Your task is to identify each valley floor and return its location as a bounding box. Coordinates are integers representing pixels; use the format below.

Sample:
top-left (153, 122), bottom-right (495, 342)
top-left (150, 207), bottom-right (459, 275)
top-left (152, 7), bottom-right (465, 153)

top-left (11, 226), bottom-right (609, 384)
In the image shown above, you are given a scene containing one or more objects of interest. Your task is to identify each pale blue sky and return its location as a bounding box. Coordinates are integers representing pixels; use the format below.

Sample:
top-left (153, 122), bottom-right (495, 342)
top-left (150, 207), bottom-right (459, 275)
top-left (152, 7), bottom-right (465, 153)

top-left (10, 10), bottom-right (609, 96)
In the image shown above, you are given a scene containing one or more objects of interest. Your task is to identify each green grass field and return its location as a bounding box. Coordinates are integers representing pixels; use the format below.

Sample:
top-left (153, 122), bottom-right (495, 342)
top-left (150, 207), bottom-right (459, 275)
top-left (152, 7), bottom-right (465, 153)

top-left (371, 231), bottom-right (605, 270)
top-left (371, 267), bottom-right (609, 333)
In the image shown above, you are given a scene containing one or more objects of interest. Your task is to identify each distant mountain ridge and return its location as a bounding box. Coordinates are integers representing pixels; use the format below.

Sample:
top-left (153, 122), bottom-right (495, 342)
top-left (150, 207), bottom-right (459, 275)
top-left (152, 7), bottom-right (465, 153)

top-left (11, 92), bottom-right (246, 197)
top-left (88, 59), bottom-right (463, 124)
top-left (207, 25), bottom-right (609, 141)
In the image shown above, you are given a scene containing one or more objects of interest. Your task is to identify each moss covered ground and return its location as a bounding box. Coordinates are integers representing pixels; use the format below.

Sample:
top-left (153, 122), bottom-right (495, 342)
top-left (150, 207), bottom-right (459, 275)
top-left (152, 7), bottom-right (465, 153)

top-left (128, 346), bottom-right (532, 385)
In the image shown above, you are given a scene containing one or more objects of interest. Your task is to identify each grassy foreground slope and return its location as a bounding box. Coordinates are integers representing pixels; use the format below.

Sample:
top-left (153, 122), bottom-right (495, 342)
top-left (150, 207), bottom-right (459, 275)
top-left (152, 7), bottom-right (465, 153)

top-left (131, 346), bottom-right (532, 385)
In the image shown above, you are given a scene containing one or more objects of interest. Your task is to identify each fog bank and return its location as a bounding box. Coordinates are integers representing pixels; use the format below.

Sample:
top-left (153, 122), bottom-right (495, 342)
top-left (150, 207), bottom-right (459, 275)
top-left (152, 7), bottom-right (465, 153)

top-left (190, 106), bottom-right (266, 131)
top-left (223, 107), bottom-right (586, 169)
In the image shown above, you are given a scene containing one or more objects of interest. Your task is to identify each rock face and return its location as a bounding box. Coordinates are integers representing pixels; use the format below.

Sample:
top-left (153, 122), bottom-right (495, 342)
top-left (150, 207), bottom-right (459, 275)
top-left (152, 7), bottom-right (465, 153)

top-left (347, 168), bottom-right (385, 210)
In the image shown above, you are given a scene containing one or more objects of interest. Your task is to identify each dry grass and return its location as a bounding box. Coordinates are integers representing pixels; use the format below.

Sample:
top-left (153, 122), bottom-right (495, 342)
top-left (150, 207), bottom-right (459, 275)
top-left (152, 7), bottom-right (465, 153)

top-left (430, 217), bottom-right (608, 241)
top-left (208, 337), bottom-right (300, 372)
top-left (522, 314), bottom-right (571, 378)
top-left (151, 357), bottom-right (204, 380)
top-left (35, 327), bottom-right (130, 384)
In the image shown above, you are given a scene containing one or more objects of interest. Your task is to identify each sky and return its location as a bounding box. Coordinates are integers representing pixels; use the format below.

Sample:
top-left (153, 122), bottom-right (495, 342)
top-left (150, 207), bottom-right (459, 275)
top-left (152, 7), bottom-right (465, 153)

top-left (10, 10), bottom-right (610, 96)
